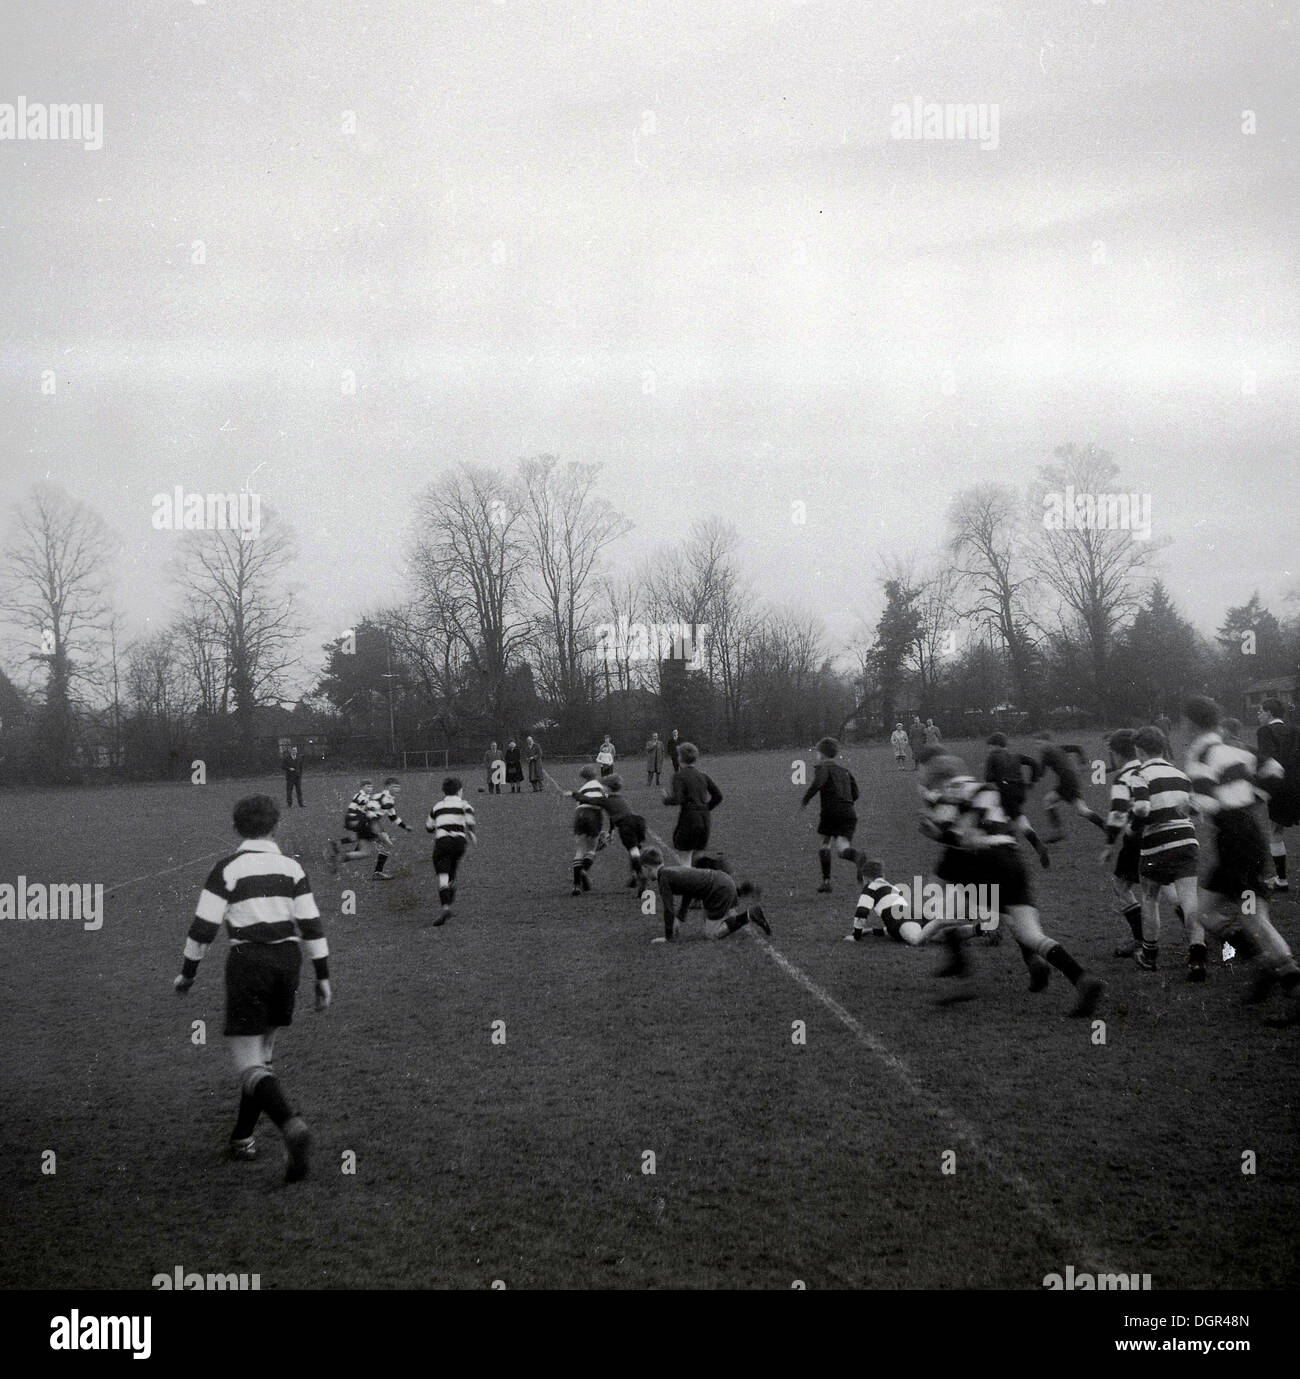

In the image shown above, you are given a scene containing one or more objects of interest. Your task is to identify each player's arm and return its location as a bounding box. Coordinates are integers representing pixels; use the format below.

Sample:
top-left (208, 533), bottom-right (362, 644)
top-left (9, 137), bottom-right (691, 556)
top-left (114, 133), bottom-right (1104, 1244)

top-left (799, 761), bottom-right (824, 808)
top-left (849, 772), bottom-right (860, 804)
top-left (174, 869), bottom-right (226, 992)
top-left (294, 874), bottom-right (332, 1009)
top-left (706, 775), bottom-right (723, 810)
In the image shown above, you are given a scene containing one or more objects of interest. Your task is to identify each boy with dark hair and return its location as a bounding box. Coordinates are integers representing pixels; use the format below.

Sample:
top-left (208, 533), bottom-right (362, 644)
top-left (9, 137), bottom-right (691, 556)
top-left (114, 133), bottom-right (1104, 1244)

top-left (368, 776), bottom-right (411, 880)
top-left (800, 736), bottom-right (862, 892)
top-left (327, 777), bottom-right (378, 875)
top-left (919, 755), bottom-right (1103, 1016)
top-left (663, 742), bottom-right (723, 862)
top-left (640, 847), bottom-right (769, 943)
top-left (984, 733), bottom-right (1049, 866)
top-left (1034, 731), bottom-right (1106, 843)
top-left (596, 774), bottom-right (649, 890)
top-left (174, 795), bottom-right (329, 1183)
top-left (425, 776), bottom-right (476, 925)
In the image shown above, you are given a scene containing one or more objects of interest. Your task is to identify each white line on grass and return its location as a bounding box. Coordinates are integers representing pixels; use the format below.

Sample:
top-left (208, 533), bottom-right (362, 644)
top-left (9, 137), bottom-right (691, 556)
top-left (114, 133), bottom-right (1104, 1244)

top-left (104, 845), bottom-right (232, 898)
top-left (637, 814), bottom-right (1114, 1276)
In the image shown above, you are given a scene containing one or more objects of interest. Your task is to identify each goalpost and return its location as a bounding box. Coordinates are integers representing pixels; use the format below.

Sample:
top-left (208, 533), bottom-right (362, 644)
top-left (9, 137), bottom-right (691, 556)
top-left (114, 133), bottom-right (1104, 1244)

top-left (401, 748), bottom-right (450, 772)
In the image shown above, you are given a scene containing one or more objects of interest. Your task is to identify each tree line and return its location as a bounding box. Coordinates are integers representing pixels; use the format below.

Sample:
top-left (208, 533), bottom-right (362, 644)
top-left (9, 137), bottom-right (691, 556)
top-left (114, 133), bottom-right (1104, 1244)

top-left (1, 445), bottom-right (1294, 783)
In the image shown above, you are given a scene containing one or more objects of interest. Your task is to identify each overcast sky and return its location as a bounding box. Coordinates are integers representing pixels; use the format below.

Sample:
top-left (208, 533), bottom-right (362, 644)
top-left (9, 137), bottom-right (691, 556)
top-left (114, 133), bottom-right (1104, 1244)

top-left (1, 0), bottom-right (1296, 693)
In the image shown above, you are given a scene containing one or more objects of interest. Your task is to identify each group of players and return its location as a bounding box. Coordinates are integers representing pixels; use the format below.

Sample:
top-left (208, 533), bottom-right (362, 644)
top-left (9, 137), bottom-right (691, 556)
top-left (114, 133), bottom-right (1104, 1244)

top-left (172, 695), bottom-right (1300, 1184)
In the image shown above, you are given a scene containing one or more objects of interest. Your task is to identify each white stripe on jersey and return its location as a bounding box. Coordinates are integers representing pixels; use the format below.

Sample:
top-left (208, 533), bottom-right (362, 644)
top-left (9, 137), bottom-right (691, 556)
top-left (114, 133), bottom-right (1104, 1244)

top-left (427, 795), bottom-right (477, 840)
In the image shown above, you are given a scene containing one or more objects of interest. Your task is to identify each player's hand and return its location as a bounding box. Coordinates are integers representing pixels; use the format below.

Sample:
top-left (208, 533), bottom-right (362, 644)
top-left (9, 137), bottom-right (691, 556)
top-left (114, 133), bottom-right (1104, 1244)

top-left (315, 980), bottom-right (332, 1011)
top-left (173, 975), bottom-right (193, 995)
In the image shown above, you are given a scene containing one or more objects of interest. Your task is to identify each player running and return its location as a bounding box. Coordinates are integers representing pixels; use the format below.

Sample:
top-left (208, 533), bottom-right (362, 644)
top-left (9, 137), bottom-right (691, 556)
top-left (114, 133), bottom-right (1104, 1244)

top-left (367, 776), bottom-right (412, 880)
top-left (800, 736), bottom-right (862, 892)
top-left (173, 794), bottom-right (329, 1184)
top-left (596, 773), bottom-right (649, 891)
top-left (983, 733), bottom-right (1050, 866)
top-left (1184, 696), bottom-right (1300, 1022)
top-left (424, 776), bottom-right (476, 926)
top-left (918, 750), bottom-right (1103, 1016)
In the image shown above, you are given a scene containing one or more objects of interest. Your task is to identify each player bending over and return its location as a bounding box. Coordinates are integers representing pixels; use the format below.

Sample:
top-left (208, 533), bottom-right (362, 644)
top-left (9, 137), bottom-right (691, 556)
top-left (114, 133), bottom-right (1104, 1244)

top-left (918, 751), bottom-right (1103, 1017)
top-left (596, 773), bottom-right (649, 891)
top-left (173, 794), bottom-right (329, 1184)
top-left (564, 765), bottom-right (608, 894)
top-left (425, 776), bottom-right (477, 926)
top-left (640, 846), bottom-right (769, 943)
top-left (1034, 731), bottom-right (1106, 843)
top-left (801, 736), bottom-right (862, 893)
top-left (367, 776), bottom-right (412, 880)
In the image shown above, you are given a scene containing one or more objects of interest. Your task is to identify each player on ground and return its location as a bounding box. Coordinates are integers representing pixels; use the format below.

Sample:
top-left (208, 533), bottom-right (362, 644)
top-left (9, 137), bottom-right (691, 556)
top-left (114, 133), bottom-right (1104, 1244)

top-left (845, 859), bottom-right (984, 946)
top-left (1256, 699), bottom-right (1300, 892)
top-left (173, 794), bottom-right (329, 1183)
top-left (1128, 727), bottom-right (1205, 977)
top-left (563, 765), bottom-right (608, 894)
top-left (800, 736), bottom-right (862, 892)
top-left (424, 776), bottom-right (476, 926)
top-left (1034, 731), bottom-right (1106, 843)
top-left (1184, 696), bottom-right (1300, 1022)
top-left (640, 847), bottom-right (769, 943)
top-left (663, 741), bottom-right (723, 862)
top-left (368, 776), bottom-right (412, 880)
top-left (890, 723), bottom-right (909, 770)
top-left (918, 750), bottom-right (1103, 1016)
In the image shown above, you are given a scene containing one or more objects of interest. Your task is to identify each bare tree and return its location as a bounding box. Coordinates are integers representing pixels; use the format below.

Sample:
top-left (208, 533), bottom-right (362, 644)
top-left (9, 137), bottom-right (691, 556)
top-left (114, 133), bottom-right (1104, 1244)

top-left (0, 482), bottom-right (117, 772)
top-left (409, 464), bottom-right (532, 728)
top-left (173, 512), bottom-right (301, 750)
top-left (1030, 443), bottom-right (1156, 714)
top-left (947, 483), bottom-right (1040, 714)
top-left (517, 456), bottom-right (631, 716)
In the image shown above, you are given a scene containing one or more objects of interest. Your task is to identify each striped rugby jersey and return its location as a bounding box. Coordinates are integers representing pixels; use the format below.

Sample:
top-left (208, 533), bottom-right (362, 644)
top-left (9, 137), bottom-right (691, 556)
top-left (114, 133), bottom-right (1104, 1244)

top-left (856, 878), bottom-right (907, 923)
top-left (573, 778), bottom-right (607, 811)
top-left (344, 787), bottom-right (372, 826)
top-left (1128, 758), bottom-right (1198, 855)
top-left (369, 788), bottom-right (406, 829)
top-left (921, 776), bottom-right (1018, 850)
top-left (182, 839), bottom-right (327, 977)
top-left (1105, 758), bottom-right (1144, 843)
top-left (1186, 732), bottom-right (1272, 818)
top-left (426, 794), bottom-right (477, 842)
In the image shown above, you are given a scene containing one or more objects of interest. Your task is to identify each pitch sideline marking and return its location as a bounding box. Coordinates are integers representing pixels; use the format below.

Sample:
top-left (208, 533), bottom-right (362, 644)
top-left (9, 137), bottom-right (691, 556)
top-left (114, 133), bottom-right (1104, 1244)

top-left (633, 810), bottom-right (1113, 1274)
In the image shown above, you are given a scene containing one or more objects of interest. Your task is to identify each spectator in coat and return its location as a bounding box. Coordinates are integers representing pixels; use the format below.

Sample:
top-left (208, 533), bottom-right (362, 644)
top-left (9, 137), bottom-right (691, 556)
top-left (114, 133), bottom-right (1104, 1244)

top-left (525, 736), bottom-right (544, 792)
top-left (504, 740), bottom-right (523, 793)
top-left (666, 729), bottom-right (681, 772)
top-left (280, 745), bottom-right (305, 807)
top-left (645, 731), bottom-right (664, 785)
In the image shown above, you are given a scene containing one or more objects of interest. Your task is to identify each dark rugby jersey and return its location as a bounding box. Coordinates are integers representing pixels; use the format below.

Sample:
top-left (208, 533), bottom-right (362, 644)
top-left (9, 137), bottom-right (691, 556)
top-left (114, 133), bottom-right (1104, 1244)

top-left (657, 864), bottom-right (735, 914)
top-left (801, 760), bottom-right (859, 818)
top-left (665, 766), bottom-right (723, 812)
top-left (984, 747), bottom-right (1039, 789)
top-left (183, 839), bottom-right (327, 978)
top-left (1128, 758), bottom-right (1198, 856)
top-left (1040, 744), bottom-right (1080, 791)
top-left (599, 792), bottom-right (635, 824)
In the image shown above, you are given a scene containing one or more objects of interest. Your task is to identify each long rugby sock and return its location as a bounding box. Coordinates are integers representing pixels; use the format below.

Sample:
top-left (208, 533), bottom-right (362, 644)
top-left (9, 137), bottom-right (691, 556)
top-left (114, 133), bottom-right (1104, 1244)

top-left (1188, 942), bottom-right (1208, 969)
top-left (1277, 855), bottom-right (1288, 881)
top-left (245, 1070), bottom-right (293, 1130)
top-left (374, 853), bottom-right (388, 874)
top-left (1044, 941), bottom-right (1084, 985)
top-left (572, 862), bottom-right (583, 888)
top-left (232, 1091), bottom-right (260, 1140)
top-left (1017, 941), bottom-right (1038, 968)
top-left (1122, 904), bottom-right (1143, 942)
top-left (818, 848), bottom-right (831, 881)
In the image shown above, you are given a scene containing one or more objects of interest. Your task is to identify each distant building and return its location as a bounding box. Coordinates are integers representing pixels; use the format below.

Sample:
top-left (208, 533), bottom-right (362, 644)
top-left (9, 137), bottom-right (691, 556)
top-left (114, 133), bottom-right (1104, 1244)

top-left (1244, 675), bottom-right (1298, 716)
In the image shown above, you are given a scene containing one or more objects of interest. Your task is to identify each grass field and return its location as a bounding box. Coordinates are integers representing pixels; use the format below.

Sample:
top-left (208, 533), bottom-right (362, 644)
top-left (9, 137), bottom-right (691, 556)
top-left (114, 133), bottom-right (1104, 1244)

top-left (4, 739), bottom-right (1300, 1291)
